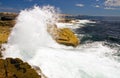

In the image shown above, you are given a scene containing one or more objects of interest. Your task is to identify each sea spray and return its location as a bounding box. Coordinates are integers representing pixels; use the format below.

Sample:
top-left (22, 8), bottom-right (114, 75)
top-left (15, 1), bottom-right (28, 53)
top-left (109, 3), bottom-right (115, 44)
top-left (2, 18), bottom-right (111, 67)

top-left (5, 6), bottom-right (61, 59)
top-left (2, 5), bottom-right (120, 78)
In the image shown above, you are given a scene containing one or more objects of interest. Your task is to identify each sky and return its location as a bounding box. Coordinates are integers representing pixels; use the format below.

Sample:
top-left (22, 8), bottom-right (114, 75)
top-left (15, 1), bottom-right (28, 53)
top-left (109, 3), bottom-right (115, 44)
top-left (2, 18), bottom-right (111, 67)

top-left (0, 0), bottom-right (120, 16)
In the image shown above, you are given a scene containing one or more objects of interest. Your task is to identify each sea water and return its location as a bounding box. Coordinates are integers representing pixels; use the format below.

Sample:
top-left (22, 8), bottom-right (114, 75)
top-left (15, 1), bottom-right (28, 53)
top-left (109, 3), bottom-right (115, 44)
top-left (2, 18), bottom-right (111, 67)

top-left (2, 6), bottom-right (120, 78)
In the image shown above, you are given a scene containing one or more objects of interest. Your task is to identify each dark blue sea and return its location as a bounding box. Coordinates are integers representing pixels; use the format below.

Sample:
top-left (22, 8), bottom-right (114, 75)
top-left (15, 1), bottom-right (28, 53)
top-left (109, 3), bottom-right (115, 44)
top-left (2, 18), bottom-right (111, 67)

top-left (72, 16), bottom-right (120, 45)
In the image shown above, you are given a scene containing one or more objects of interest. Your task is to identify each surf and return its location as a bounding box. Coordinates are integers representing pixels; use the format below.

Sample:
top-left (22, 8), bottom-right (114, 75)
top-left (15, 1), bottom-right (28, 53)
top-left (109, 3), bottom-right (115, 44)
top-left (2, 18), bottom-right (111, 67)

top-left (2, 5), bottom-right (120, 78)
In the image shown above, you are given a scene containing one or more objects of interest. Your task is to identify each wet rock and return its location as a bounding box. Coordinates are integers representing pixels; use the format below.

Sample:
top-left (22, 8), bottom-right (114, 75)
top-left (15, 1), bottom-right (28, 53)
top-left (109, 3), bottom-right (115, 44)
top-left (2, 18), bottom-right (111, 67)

top-left (33, 66), bottom-right (47, 78)
top-left (0, 58), bottom-right (42, 78)
top-left (47, 24), bottom-right (79, 47)
top-left (0, 44), bottom-right (4, 57)
top-left (56, 28), bottom-right (79, 47)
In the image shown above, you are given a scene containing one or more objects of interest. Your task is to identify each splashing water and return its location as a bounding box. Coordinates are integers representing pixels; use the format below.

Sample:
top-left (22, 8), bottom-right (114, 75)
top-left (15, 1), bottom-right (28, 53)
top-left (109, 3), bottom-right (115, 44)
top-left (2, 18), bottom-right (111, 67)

top-left (2, 6), bottom-right (120, 78)
top-left (5, 6), bottom-right (61, 59)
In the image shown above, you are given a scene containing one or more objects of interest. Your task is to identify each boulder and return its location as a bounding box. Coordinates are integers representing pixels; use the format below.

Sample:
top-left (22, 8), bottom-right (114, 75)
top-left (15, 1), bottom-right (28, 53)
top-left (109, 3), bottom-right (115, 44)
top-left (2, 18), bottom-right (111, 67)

top-left (47, 24), bottom-right (79, 47)
top-left (56, 28), bottom-right (79, 47)
top-left (0, 58), bottom-right (45, 78)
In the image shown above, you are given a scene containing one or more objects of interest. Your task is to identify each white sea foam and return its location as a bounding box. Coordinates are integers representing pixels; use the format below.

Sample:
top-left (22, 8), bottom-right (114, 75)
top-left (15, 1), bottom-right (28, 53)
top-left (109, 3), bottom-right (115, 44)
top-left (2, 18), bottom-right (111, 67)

top-left (56, 20), bottom-right (96, 29)
top-left (2, 6), bottom-right (120, 78)
top-left (77, 20), bottom-right (96, 24)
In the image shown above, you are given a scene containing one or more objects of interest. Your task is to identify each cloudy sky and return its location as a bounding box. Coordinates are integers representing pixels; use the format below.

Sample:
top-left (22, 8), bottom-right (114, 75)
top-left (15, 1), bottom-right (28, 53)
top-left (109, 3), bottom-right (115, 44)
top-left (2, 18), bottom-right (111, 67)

top-left (0, 0), bottom-right (120, 16)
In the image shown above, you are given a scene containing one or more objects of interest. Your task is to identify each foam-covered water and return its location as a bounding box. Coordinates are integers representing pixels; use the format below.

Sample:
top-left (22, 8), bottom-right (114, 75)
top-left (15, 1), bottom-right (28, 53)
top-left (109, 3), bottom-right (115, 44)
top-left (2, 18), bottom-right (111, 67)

top-left (2, 6), bottom-right (120, 78)
top-left (56, 20), bottom-right (96, 29)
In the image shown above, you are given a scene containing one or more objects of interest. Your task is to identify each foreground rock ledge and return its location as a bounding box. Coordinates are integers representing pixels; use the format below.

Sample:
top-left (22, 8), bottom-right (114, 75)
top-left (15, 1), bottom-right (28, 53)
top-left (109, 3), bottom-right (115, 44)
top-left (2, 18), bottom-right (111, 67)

top-left (0, 58), bottom-right (44, 78)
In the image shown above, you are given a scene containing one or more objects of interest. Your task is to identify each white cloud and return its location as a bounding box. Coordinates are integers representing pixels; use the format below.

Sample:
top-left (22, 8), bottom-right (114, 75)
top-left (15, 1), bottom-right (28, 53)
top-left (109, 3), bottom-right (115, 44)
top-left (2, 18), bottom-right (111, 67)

top-left (28, 0), bottom-right (32, 1)
top-left (95, 5), bottom-right (100, 8)
top-left (96, 0), bottom-right (99, 1)
top-left (75, 4), bottom-right (84, 7)
top-left (104, 7), bottom-right (116, 10)
top-left (25, 0), bottom-right (32, 2)
top-left (105, 0), bottom-right (120, 7)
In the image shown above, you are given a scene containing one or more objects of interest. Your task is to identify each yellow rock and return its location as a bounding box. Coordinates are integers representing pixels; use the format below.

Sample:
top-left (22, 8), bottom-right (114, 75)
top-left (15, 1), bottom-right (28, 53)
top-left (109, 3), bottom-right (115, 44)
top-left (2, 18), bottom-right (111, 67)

top-left (0, 58), bottom-right (42, 78)
top-left (56, 28), bottom-right (79, 47)
top-left (0, 26), bottom-right (11, 44)
top-left (47, 24), bottom-right (79, 47)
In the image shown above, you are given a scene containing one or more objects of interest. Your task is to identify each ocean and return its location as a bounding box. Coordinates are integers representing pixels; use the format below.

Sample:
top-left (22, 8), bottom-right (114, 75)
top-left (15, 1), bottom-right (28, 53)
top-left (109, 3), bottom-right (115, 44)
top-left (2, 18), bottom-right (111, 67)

top-left (2, 6), bottom-right (120, 78)
top-left (75, 16), bottom-right (120, 45)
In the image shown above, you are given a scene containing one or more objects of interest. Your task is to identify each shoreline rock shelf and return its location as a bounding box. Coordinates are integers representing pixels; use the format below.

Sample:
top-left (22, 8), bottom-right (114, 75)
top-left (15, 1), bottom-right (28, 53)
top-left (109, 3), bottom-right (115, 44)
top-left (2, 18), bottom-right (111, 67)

top-left (0, 58), bottom-right (44, 78)
top-left (0, 12), bottom-right (80, 78)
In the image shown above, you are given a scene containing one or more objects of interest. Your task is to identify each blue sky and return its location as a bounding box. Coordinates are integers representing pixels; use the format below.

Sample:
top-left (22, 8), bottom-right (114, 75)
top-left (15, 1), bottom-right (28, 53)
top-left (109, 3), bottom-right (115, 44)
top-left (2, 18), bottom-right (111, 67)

top-left (0, 0), bottom-right (120, 16)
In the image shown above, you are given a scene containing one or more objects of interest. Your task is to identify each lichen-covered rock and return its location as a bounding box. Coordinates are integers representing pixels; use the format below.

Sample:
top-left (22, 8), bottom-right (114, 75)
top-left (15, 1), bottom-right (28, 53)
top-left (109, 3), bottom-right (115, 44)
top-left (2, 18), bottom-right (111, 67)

top-left (47, 24), bottom-right (79, 47)
top-left (0, 58), bottom-right (42, 78)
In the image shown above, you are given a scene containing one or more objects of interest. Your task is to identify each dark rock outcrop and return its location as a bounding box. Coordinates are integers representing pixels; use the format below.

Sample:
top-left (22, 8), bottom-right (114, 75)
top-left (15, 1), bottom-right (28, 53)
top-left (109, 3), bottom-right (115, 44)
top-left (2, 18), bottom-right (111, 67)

top-left (0, 12), bottom-right (18, 21)
top-left (0, 44), bottom-right (3, 57)
top-left (1, 16), bottom-right (15, 21)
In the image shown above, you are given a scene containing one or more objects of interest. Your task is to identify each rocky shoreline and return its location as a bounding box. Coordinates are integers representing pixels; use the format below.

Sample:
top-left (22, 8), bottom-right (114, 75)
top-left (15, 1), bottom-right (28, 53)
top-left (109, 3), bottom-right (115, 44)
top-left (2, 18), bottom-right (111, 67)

top-left (0, 58), bottom-right (41, 78)
top-left (0, 12), bottom-right (46, 78)
top-left (0, 12), bottom-right (79, 78)
top-left (0, 45), bottom-right (46, 78)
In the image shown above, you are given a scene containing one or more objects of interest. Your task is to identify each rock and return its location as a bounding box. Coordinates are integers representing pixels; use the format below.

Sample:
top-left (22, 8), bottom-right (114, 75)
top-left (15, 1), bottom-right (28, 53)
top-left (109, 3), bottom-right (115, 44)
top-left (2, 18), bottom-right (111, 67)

top-left (0, 59), bottom-right (5, 77)
top-left (0, 58), bottom-right (43, 78)
top-left (0, 44), bottom-right (5, 57)
top-left (47, 24), bottom-right (79, 47)
top-left (0, 20), bottom-right (16, 27)
top-left (33, 66), bottom-right (47, 78)
top-left (56, 28), bottom-right (79, 47)
top-left (0, 21), bottom-right (15, 44)
top-left (0, 12), bottom-right (18, 21)
top-left (0, 45), bottom-right (2, 57)
top-left (58, 18), bottom-right (72, 23)
top-left (1, 16), bottom-right (15, 21)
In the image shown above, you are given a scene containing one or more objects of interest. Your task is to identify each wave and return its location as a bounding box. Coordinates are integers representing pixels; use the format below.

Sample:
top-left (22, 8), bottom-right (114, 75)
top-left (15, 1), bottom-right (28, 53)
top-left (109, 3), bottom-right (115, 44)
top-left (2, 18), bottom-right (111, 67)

top-left (2, 5), bottom-right (120, 78)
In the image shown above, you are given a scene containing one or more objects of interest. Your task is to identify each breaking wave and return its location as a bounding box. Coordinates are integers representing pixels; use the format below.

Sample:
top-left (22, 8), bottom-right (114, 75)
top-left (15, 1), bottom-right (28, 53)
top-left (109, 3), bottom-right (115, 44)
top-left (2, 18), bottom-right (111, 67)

top-left (2, 6), bottom-right (120, 78)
